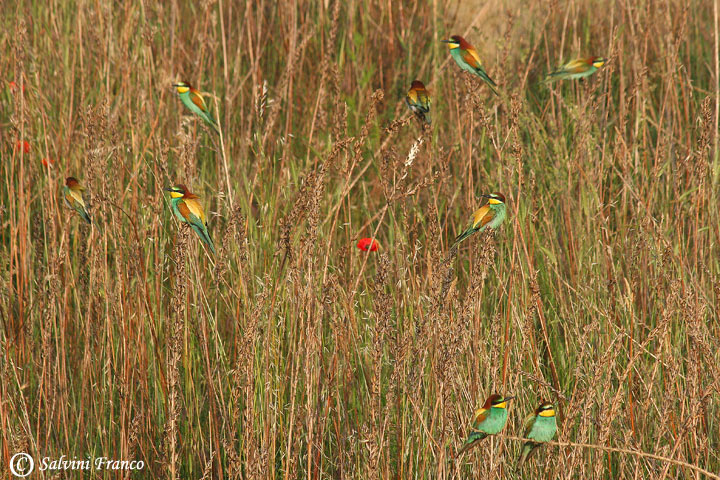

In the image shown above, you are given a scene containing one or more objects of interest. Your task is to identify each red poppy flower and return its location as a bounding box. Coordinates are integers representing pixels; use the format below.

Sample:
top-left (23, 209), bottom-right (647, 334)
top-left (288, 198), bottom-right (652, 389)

top-left (357, 237), bottom-right (379, 252)
top-left (15, 140), bottom-right (30, 154)
top-left (8, 81), bottom-right (25, 93)
top-left (42, 158), bottom-right (55, 168)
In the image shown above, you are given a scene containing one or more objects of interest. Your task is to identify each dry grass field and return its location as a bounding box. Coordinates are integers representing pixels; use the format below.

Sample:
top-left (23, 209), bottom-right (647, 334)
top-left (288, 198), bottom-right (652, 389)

top-left (2, 0), bottom-right (720, 478)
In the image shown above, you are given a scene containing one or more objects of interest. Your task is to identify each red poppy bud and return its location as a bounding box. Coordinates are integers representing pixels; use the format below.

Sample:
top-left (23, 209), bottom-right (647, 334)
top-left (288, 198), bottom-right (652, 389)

top-left (42, 158), bottom-right (55, 168)
top-left (8, 81), bottom-right (25, 93)
top-left (15, 140), bottom-right (30, 154)
top-left (357, 238), bottom-right (380, 252)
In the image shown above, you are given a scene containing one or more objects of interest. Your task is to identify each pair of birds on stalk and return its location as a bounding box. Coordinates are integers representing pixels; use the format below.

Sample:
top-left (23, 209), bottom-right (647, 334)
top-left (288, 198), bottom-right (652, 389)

top-left (405, 34), bottom-right (501, 121)
top-left (165, 82), bottom-right (221, 253)
top-left (62, 177), bottom-right (216, 255)
top-left (128, 83), bottom-right (220, 253)
top-left (405, 34), bottom-right (606, 124)
top-left (457, 394), bottom-right (558, 470)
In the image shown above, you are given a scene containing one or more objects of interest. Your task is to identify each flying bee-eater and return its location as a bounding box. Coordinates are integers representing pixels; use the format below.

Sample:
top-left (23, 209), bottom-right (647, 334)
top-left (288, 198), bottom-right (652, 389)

top-left (172, 81), bottom-right (220, 134)
top-left (441, 35), bottom-right (498, 96)
top-left (62, 177), bottom-right (91, 224)
top-left (405, 80), bottom-right (431, 125)
top-left (545, 56), bottom-right (606, 82)
top-left (451, 193), bottom-right (506, 249)
top-left (456, 394), bottom-right (514, 457)
top-left (517, 402), bottom-right (557, 470)
top-left (165, 184), bottom-right (216, 254)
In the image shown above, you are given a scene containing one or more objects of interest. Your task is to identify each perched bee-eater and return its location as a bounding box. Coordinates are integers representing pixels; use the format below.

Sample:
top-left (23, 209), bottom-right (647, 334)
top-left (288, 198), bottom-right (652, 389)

top-left (451, 193), bottom-right (506, 249)
top-left (62, 177), bottom-right (91, 224)
top-left (441, 35), bottom-right (498, 96)
top-left (405, 80), bottom-right (431, 124)
top-left (165, 184), bottom-right (216, 254)
top-left (172, 81), bottom-right (220, 134)
top-left (545, 57), bottom-right (606, 82)
top-left (457, 394), bottom-right (514, 457)
top-left (517, 402), bottom-right (557, 470)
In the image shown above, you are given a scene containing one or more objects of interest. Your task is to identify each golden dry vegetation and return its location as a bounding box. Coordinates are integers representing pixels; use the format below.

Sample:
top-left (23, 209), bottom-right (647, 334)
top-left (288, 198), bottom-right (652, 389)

top-left (2, 0), bottom-right (720, 478)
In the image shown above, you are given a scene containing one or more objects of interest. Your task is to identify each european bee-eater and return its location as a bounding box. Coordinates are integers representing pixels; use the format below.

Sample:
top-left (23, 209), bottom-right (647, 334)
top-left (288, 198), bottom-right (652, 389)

top-left (165, 184), bottom-right (216, 254)
top-left (451, 193), bottom-right (506, 249)
top-left (441, 35), bottom-right (498, 96)
top-left (172, 81), bottom-right (220, 134)
top-left (63, 177), bottom-right (91, 224)
top-left (517, 402), bottom-right (557, 470)
top-left (405, 80), bottom-right (431, 124)
top-left (457, 394), bottom-right (514, 457)
top-left (545, 57), bottom-right (606, 82)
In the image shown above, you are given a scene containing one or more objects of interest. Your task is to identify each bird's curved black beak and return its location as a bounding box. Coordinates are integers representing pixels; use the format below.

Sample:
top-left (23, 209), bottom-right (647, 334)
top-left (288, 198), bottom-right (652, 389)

top-left (504, 396), bottom-right (515, 401)
top-left (164, 187), bottom-right (174, 192)
top-left (440, 39), bottom-right (452, 43)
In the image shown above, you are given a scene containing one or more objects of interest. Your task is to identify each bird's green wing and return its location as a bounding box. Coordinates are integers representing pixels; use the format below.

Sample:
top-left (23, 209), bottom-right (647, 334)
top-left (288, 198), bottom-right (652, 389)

top-left (178, 200), bottom-right (215, 253)
top-left (63, 188), bottom-right (75, 208)
top-left (176, 200), bottom-right (194, 223)
top-left (456, 429), bottom-right (488, 457)
top-left (522, 412), bottom-right (536, 437)
top-left (471, 205), bottom-right (494, 230)
top-left (189, 89), bottom-right (210, 113)
top-left (472, 407), bottom-right (489, 427)
top-left (64, 187), bottom-right (92, 223)
top-left (79, 207), bottom-right (92, 224)
top-left (407, 88), bottom-right (419, 105)
top-left (463, 47), bottom-right (483, 69)
top-left (477, 68), bottom-right (498, 88)
top-left (189, 223), bottom-right (216, 253)
top-left (418, 90), bottom-right (430, 111)
top-left (561, 58), bottom-right (590, 74)
top-left (69, 188), bottom-right (86, 208)
top-left (178, 200), bottom-right (206, 231)
top-left (183, 197), bottom-right (206, 224)
top-left (516, 441), bottom-right (537, 470)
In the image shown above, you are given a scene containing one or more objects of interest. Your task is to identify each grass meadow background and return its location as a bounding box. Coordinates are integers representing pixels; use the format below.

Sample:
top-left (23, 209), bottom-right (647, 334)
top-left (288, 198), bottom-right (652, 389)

top-left (2, 0), bottom-right (720, 478)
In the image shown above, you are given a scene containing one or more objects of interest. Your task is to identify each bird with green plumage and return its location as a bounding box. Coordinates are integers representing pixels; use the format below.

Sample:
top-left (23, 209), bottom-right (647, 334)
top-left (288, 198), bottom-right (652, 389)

top-left (451, 193), bottom-right (507, 250)
top-left (441, 35), bottom-right (498, 96)
top-left (62, 177), bottom-right (91, 224)
top-left (172, 81), bottom-right (220, 134)
top-left (456, 393), bottom-right (514, 457)
top-left (165, 184), bottom-right (216, 254)
top-left (545, 56), bottom-right (606, 82)
top-left (517, 401), bottom-right (557, 470)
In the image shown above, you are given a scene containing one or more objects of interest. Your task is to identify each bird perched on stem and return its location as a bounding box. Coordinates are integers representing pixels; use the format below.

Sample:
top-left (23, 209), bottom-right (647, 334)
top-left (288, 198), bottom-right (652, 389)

top-left (544, 57), bottom-right (606, 82)
top-left (517, 402), bottom-right (557, 470)
top-left (172, 81), bottom-right (220, 134)
top-left (451, 193), bottom-right (506, 249)
top-left (441, 35), bottom-right (498, 96)
top-left (165, 184), bottom-right (216, 254)
top-left (62, 177), bottom-right (91, 224)
top-left (405, 80), bottom-right (431, 125)
top-left (456, 394), bottom-right (514, 457)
